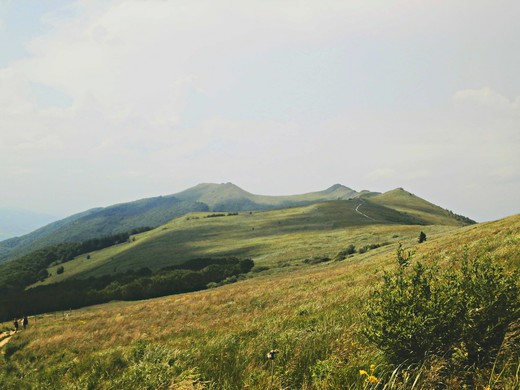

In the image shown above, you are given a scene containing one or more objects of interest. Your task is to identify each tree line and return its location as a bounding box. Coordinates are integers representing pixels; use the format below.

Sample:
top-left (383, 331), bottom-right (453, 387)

top-left (0, 257), bottom-right (254, 321)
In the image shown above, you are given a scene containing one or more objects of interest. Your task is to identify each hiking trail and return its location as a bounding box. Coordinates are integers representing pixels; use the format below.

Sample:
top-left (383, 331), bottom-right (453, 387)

top-left (0, 331), bottom-right (14, 349)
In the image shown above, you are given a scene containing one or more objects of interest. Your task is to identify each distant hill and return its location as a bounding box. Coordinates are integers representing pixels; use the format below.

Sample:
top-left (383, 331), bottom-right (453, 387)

top-left (0, 183), bottom-right (362, 264)
top-left (31, 195), bottom-right (473, 285)
top-left (369, 188), bottom-right (476, 226)
top-left (0, 208), bottom-right (59, 241)
top-left (174, 182), bottom-right (360, 211)
top-left (0, 183), bottom-right (474, 264)
top-left (0, 198), bottom-right (208, 264)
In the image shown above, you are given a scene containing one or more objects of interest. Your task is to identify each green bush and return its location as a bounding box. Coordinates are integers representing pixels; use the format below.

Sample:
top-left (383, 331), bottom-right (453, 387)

top-left (304, 256), bottom-right (330, 264)
top-left (363, 244), bottom-right (520, 368)
top-left (335, 245), bottom-right (356, 260)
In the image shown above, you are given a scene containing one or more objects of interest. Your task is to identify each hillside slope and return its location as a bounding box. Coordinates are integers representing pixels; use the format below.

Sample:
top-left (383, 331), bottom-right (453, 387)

top-left (34, 198), bottom-right (454, 284)
top-left (0, 208), bottom-right (58, 241)
top-left (0, 184), bottom-right (474, 265)
top-left (0, 208), bottom-right (101, 261)
top-left (2, 214), bottom-right (518, 389)
top-left (0, 183), bottom-right (360, 264)
top-left (0, 198), bottom-right (208, 264)
top-left (369, 188), bottom-right (476, 226)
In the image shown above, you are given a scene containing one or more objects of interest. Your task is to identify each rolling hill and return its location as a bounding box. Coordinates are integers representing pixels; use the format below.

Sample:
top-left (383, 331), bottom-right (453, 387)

top-left (0, 183), bottom-right (366, 264)
top-left (174, 182), bottom-right (361, 210)
top-left (0, 197), bottom-right (209, 264)
top-left (0, 183), bottom-right (474, 265)
top-left (31, 193), bottom-right (470, 286)
top-left (369, 188), bottom-right (476, 225)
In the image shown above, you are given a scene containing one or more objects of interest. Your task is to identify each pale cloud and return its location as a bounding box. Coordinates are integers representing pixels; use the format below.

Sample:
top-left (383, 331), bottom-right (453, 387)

top-left (367, 168), bottom-right (397, 182)
top-left (0, 68), bottom-right (33, 115)
top-left (453, 87), bottom-right (520, 112)
top-left (0, 0), bottom-right (519, 222)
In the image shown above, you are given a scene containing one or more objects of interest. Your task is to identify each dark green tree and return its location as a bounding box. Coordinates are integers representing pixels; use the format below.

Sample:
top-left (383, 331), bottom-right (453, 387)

top-left (418, 231), bottom-right (427, 243)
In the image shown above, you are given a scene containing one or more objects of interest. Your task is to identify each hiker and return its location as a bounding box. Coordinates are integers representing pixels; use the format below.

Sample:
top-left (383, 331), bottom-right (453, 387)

top-left (22, 316), bottom-right (28, 329)
top-left (13, 319), bottom-right (19, 333)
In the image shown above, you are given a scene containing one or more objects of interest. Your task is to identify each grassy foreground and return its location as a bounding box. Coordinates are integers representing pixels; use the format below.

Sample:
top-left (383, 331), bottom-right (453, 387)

top-left (2, 215), bottom-right (519, 389)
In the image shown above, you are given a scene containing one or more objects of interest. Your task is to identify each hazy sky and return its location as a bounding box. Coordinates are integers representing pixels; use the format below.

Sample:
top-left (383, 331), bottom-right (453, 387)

top-left (1, 0), bottom-right (519, 222)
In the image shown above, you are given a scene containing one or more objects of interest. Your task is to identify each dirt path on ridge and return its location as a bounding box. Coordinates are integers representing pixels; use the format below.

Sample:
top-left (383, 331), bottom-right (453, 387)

top-left (355, 202), bottom-right (376, 221)
top-left (0, 331), bottom-right (15, 349)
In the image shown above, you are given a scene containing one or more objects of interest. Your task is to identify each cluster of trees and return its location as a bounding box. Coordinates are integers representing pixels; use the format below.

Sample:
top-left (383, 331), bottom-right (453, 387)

top-left (0, 257), bottom-right (254, 321)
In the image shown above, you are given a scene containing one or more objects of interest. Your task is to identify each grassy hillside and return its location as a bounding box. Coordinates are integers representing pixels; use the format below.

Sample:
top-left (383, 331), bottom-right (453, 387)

top-left (0, 208), bottom-right (58, 242)
top-left (32, 199), bottom-right (454, 285)
top-left (370, 188), bottom-right (476, 226)
top-left (0, 208), bottom-right (100, 261)
top-left (2, 214), bottom-right (518, 389)
top-left (0, 184), bottom-right (474, 266)
top-left (0, 198), bottom-right (208, 264)
top-left (0, 182), bottom-right (358, 264)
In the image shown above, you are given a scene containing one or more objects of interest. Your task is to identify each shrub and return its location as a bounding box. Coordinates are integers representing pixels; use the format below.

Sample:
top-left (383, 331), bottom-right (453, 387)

top-left (359, 243), bottom-right (383, 254)
top-left (304, 257), bottom-right (330, 264)
top-left (418, 231), bottom-right (427, 243)
top-left (251, 266), bottom-right (269, 273)
top-left (335, 245), bottom-right (356, 260)
top-left (56, 266), bottom-right (64, 275)
top-left (363, 244), bottom-right (520, 368)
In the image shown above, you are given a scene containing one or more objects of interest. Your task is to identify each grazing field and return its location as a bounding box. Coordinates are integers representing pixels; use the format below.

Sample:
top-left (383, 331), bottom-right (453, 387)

top-left (3, 214), bottom-right (518, 389)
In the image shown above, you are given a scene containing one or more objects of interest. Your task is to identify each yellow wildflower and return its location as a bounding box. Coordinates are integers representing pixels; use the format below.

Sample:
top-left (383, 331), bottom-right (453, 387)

top-left (367, 375), bottom-right (379, 384)
top-left (370, 364), bottom-right (376, 372)
top-left (359, 369), bottom-right (368, 376)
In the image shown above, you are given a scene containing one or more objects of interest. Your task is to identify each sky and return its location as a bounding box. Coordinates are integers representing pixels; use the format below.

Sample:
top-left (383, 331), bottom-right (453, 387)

top-left (1, 0), bottom-right (519, 222)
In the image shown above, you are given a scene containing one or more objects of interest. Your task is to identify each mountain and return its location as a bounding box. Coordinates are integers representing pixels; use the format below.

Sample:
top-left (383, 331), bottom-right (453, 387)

top-left (27, 190), bottom-right (477, 286)
top-left (0, 183), bottom-right (473, 264)
top-left (0, 184), bottom-right (481, 325)
top-left (0, 183), bottom-right (361, 264)
top-left (0, 208), bottom-right (59, 241)
top-left (174, 182), bottom-right (360, 211)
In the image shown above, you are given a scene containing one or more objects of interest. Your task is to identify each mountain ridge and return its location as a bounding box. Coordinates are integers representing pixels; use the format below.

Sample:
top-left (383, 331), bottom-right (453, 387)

top-left (0, 183), bottom-right (475, 264)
